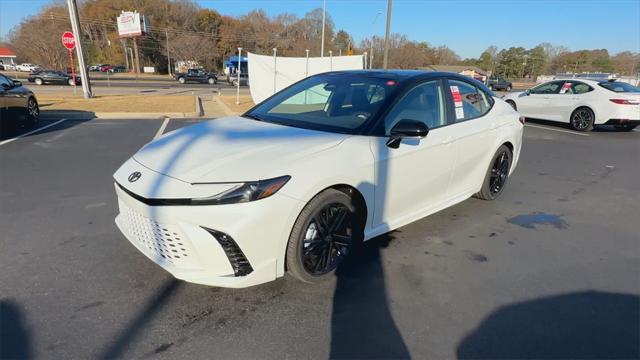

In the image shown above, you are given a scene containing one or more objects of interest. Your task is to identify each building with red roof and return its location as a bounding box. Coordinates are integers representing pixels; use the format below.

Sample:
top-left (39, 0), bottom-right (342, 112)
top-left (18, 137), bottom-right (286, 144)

top-left (0, 47), bottom-right (17, 68)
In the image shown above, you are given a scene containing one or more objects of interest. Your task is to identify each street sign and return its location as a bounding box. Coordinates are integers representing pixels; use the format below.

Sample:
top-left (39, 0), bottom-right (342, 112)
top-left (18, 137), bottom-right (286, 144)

top-left (61, 31), bottom-right (76, 50)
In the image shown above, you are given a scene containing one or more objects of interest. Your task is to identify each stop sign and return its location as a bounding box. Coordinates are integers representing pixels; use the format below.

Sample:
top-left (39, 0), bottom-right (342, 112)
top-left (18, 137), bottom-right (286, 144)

top-left (61, 31), bottom-right (76, 50)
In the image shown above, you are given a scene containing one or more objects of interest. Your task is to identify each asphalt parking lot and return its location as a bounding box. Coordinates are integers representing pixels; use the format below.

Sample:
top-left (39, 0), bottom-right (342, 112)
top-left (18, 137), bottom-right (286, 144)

top-left (1, 116), bottom-right (638, 358)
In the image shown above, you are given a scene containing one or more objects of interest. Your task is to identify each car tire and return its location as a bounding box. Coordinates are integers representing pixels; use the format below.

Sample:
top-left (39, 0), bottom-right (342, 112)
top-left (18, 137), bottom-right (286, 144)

top-left (506, 85), bottom-right (512, 91)
top-left (506, 100), bottom-right (517, 111)
top-left (34, 78), bottom-right (43, 85)
top-left (286, 189), bottom-right (361, 283)
top-left (232, 80), bottom-right (238, 87)
top-left (488, 84), bottom-right (494, 91)
top-left (570, 107), bottom-right (595, 132)
top-left (68, 78), bottom-right (75, 86)
top-left (208, 77), bottom-right (216, 85)
top-left (474, 145), bottom-right (512, 201)
top-left (26, 97), bottom-right (39, 124)
top-left (178, 77), bottom-right (186, 84)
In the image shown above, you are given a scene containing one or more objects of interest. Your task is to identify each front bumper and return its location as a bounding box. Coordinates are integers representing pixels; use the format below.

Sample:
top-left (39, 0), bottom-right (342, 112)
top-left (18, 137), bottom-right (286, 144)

top-left (114, 183), bottom-right (304, 288)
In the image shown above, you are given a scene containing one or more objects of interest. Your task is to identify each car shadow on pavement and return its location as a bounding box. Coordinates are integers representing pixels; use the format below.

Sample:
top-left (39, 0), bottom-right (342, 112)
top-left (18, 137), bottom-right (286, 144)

top-left (1, 300), bottom-right (31, 359)
top-left (0, 111), bottom-right (95, 141)
top-left (330, 231), bottom-right (410, 359)
top-left (456, 290), bottom-right (640, 359)
top-left (99, 279), bottom-right (182, 360)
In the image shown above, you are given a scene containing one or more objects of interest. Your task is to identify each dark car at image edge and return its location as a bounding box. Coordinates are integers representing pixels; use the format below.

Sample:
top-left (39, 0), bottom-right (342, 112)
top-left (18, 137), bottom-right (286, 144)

top-left (0, 73), bottom-right (39, 131)
top-left (27, 70), bottom-right (80, 86)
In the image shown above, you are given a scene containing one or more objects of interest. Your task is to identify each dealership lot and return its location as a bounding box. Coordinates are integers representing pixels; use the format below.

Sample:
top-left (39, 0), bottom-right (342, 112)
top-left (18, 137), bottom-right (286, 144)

top-left (1, 117), bottom-right (638, 358)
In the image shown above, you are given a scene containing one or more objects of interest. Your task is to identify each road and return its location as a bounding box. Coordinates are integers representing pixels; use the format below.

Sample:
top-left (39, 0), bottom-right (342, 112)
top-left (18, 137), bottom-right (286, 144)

top-left (0, 117), bottom-right (638, 359)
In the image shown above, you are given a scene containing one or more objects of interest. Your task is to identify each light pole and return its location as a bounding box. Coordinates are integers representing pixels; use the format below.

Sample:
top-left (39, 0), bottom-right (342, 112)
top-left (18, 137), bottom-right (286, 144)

top-left (273, 48), bottom-right (277, 94)
top-left (305, 49), bottom-right (310, 77)
top-left (370, 11), bottom-right (382, 69)
top-left (66, 0), bottom-right (92, 98)
top-left (320, 0), bottom-right (326, 57)
top-left (236, 47), bottom-right (242, 105)
top-left (382, 0), bottom-right (393, 69)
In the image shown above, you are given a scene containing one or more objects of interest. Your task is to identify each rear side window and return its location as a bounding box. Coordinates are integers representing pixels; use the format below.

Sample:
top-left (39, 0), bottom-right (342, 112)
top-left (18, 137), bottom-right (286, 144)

top-left (598, 81), bottom-right (640, 93)
top-left (571, 82), bottom-right (593, 94)
top-left (447, 79), bottom-right (492, 122)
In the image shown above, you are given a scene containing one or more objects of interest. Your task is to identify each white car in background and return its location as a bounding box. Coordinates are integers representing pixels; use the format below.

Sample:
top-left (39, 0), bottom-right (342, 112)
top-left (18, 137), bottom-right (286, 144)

top-left (16, 63), bottom-right (40, 72)
top-left (113, 71), bottom-right (524, 288)
top-left (503, 79), bottom-right (640, 131)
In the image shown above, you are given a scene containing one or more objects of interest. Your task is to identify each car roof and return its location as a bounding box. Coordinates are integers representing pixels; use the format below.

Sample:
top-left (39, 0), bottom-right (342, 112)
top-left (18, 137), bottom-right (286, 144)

top-left (315, 69), bottom-right (495, 94)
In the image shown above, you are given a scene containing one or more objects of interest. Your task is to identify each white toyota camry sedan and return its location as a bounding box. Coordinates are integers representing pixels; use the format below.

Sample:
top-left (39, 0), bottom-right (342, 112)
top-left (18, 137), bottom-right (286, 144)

top-left (503, 79), bottom-right (640, 131)
top-left (113, 70), bottom-right (524, 288)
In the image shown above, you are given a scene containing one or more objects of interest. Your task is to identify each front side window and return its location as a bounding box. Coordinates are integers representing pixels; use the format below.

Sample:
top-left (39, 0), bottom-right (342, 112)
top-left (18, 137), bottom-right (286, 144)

top-left (248, 75), bottom-right (392, 134)
top-left (531, 81), bottom-right (564, 94)
top-left (384, 80), bottom-right (446, 134)
top-left (448, 79), bottom-right (492, 122)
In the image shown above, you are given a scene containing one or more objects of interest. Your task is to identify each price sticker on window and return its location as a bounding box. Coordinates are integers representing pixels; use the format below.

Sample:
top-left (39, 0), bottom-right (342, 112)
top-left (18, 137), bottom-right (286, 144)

top-left (559, 82), bottom-right (572, 94)
top-left (450, 86), bottom-right (463, 107)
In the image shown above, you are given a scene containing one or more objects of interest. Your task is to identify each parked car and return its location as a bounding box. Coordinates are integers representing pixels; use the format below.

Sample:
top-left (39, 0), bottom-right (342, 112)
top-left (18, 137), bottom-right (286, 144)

top-left (113, 70), bottom-right (524, 288)
top-left (0, 73), bottom-right (39, 130)
top-left (99, 64), bottom-right (112, 72)
top-left (1, 63), bottom-right (16, 71)
top-left (17, 63), bottom-right (40, 72)
top-left (174, 68), bottom-right (217, 84)
top-left (0, 64), bottom-right (4, 71)
top-left (487, 76), bottom-right (512, 91)
top-left (27, 70), bottom-right (80, 86)
top-left (227, 72), bottom-right (248, 86)
top-left (89, 64), bottom-right (106, 71)
top-left (503, 79), bottom-right (640, 131)
top-left (108, 65), bottom-right (127, 73)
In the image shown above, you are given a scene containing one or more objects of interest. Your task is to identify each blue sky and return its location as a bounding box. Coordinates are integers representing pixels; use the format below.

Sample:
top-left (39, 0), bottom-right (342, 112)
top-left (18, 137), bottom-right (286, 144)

top-left (1, 0), bottom-right (639, 58)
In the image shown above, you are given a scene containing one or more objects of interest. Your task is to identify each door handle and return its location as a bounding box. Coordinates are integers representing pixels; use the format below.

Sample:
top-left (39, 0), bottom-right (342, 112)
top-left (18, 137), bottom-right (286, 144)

top-left (441, 136), bottom-right (454, 145)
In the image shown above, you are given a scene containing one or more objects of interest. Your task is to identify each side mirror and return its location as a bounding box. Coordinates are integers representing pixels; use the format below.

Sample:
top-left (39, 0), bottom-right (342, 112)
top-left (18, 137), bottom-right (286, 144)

top-left (12, 80), bottom-right (22, 87)
top-left (386, 119), bottom-right (429, 148)
top-left (524, 89), bottom-right (531, 96)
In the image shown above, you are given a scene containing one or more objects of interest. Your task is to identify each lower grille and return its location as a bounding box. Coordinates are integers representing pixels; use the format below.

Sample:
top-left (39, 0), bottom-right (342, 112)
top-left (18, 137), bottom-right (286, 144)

top-left (119, 201), bottom-right (195, 267)
top-left (203, 228), bottom-right (253, 277)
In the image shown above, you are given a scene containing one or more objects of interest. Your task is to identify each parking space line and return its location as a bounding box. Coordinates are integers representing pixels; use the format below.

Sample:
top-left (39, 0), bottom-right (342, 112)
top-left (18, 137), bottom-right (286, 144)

top-left (154, 117), bottom-right (171, 140)
top-left (525, 123), bottom-right (590, 137)
top-left (0, 118), bottom-right (69, 147)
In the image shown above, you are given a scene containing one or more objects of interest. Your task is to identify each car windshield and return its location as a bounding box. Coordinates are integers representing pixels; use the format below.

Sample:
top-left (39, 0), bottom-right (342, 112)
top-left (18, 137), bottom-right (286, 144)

top-left (598, 81), bottom-right (640, 93)
top-left (246, 75), bottom-right (393, 134)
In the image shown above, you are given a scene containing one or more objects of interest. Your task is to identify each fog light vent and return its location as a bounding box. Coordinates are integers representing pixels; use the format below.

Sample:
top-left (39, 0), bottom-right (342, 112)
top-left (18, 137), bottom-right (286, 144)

top-left (203, 227), bottom-right (253, 277)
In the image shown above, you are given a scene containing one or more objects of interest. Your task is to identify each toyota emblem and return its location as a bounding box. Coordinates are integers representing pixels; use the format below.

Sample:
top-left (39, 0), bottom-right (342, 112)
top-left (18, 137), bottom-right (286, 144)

top-left (128, 171), bottom-right (142, 182)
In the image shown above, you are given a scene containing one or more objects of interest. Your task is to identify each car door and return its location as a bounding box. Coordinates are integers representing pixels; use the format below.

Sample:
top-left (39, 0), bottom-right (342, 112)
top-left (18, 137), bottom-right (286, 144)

top-left (370, 79), bottom-right (456, 230)
top-left (0, 75), bottom-right (8, 121)
top-left (546, 81), bottom-right (594, 121)
top-left (0, 75), bottom-right (22, 122)
top-left (518, 81), bottom-right (564, 119)
top-left (445, 79), bottom-right (497, 198)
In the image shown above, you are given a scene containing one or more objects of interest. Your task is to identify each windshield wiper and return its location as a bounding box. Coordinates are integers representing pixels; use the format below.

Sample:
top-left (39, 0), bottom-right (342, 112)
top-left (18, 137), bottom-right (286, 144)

top-left (242, 113), bottom-right (264, 122)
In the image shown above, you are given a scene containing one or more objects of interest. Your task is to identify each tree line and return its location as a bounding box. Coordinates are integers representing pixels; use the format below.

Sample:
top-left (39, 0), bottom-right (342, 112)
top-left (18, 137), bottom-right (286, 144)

top-left (463, 44), bottom-right (639, 78)
top-left (3, 0), bottom-right (638, 78)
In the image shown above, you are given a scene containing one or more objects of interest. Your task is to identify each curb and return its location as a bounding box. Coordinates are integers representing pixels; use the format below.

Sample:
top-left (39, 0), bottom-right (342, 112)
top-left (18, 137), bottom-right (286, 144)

top-left (40, 95), bottom-right (204, 120)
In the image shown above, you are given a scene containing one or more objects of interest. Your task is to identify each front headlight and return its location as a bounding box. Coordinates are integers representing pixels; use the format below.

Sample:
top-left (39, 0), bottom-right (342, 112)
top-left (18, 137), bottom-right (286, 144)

top-left (191, 176), bottom-right (291, 205)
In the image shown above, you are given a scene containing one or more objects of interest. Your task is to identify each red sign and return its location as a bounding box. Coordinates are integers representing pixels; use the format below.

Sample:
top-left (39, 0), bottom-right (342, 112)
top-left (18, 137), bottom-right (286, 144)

top-left (450, 86), bottom-right (463, 107)
top-left (61, 32), bottom-right (76, 50)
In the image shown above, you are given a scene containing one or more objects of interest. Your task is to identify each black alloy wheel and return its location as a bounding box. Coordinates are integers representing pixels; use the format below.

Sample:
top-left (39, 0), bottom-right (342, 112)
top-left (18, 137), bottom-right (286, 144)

top-left (27, 97), bottom-right (39, 123)
top-left (301, 202), bottom-right (353, 276)
top-left (570, 108), bottom-right (595, 131)
top-left (286, 189), bottom-right (360, 282)
top-left (489, 150), bottom-right (510, 196)
top-left (475, 145), bottom-right (512, 201)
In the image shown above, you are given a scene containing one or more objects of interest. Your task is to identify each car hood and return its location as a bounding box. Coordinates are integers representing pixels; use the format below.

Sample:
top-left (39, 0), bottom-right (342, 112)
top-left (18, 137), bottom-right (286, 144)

top-left (132, 116), bottom-right (349, 183)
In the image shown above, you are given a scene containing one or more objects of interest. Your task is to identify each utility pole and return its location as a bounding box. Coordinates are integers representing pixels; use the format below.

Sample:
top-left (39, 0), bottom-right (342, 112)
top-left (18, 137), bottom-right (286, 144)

top-left (320, 0), bottom-right (326, 57)
top-left (133, 37), bottom-right (140, 76)
top-left (121, 39), bottom-right (129, 70)
top-left (66, 0), bottom-right (92, 98)
top-left (165, 29), bottom-right (171, 76)
top-left (382, 0), bottom-right (392, 70)
top-left (382, 0), bottom-right (392, 69)
top-left (370, 11), bottom-right (381, 69)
